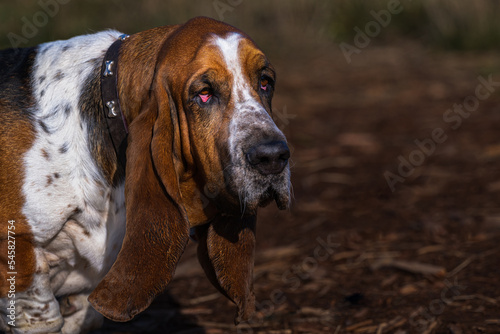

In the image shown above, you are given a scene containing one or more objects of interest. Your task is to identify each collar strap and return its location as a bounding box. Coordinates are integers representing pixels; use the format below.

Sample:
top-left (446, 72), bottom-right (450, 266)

top-left (101, 33), bottom-right (130, 155)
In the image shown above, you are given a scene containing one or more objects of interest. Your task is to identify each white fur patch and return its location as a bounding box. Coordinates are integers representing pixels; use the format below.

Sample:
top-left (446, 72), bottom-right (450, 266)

top-left (213, 33), bottom-right (256, 105)
top-left (21, 31), bottom-right (126, 297)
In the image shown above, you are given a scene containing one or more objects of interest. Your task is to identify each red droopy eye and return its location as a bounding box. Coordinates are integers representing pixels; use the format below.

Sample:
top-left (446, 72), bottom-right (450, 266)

top-left (199, 89), bottom-right (212, 103)
top-left (260, 78), bottom-right (269, 91)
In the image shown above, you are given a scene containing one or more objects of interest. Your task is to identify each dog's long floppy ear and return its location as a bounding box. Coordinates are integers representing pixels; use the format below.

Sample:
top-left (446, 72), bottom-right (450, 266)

top-left (89, 87), bottom-right (190, 322)
top-left (195, 215), bottom-right (257, 324)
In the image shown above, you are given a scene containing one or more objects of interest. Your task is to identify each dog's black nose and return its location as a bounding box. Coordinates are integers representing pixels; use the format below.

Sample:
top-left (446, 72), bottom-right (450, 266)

top-left (246, 141), bottom-right (290, 175)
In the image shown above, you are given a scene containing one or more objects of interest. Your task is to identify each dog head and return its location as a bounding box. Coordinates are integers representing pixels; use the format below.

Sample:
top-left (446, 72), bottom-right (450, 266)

top-left (89, 17), bottom-right (290, 324)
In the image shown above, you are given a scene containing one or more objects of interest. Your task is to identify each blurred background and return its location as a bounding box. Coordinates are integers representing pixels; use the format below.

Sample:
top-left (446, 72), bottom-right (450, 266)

top-left (2, 1), bottom-right (500, 333)
top-left (3, 1), bottom-right (500, 53)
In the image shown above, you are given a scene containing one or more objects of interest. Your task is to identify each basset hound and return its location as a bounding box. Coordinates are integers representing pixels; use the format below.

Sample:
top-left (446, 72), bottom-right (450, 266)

top-left (0, 17), bottom-right (291, 333)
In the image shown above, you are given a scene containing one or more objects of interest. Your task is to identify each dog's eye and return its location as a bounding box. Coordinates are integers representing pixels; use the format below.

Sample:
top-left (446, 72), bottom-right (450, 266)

top-left (260, 78), bottom-right (269, 91)
top-left (199, 89), bottom-right (212, 103)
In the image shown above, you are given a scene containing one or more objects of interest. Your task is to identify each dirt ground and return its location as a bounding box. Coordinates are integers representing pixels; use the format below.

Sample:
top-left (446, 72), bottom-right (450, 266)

top-left (91, 41), bottom-right (500, 334)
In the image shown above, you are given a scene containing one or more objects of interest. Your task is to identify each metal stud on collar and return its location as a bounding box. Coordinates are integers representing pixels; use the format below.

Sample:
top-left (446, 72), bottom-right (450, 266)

top-left (103, 35), bottom-right (129, 77)
top-left (106, 100), bottom-right (118, 117)
top-left (103, 60), bottom-right (115, 77)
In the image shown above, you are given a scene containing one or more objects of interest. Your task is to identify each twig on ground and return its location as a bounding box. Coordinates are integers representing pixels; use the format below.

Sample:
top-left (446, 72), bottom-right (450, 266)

top-left (371, 259), bottom-right (446, 276)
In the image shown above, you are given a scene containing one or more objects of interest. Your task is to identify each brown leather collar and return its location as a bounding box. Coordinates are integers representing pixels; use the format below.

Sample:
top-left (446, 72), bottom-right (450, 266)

top-left (101, 34), bottom-right (130, 155)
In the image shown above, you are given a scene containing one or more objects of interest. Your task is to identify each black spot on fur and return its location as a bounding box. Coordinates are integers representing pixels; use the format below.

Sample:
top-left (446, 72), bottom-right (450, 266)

top-left (39, 75), bottom-right (46, 84)
top-left (62, 45), bottom-right (72, 52)
top-left (39, 120), bottom-right (51, 134)
top-left (54, 172), bottom-right (60, 178)
top-left (73, 207), bottom-right (82, 215)
top-left (59, 142), bottom-right (69, 154)
top-left (54, 70), bottom-right (65, 81)
top-left (40, 89), bottom-right (45, 97)
top-left (64, 104), bottom-right (71, 115)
